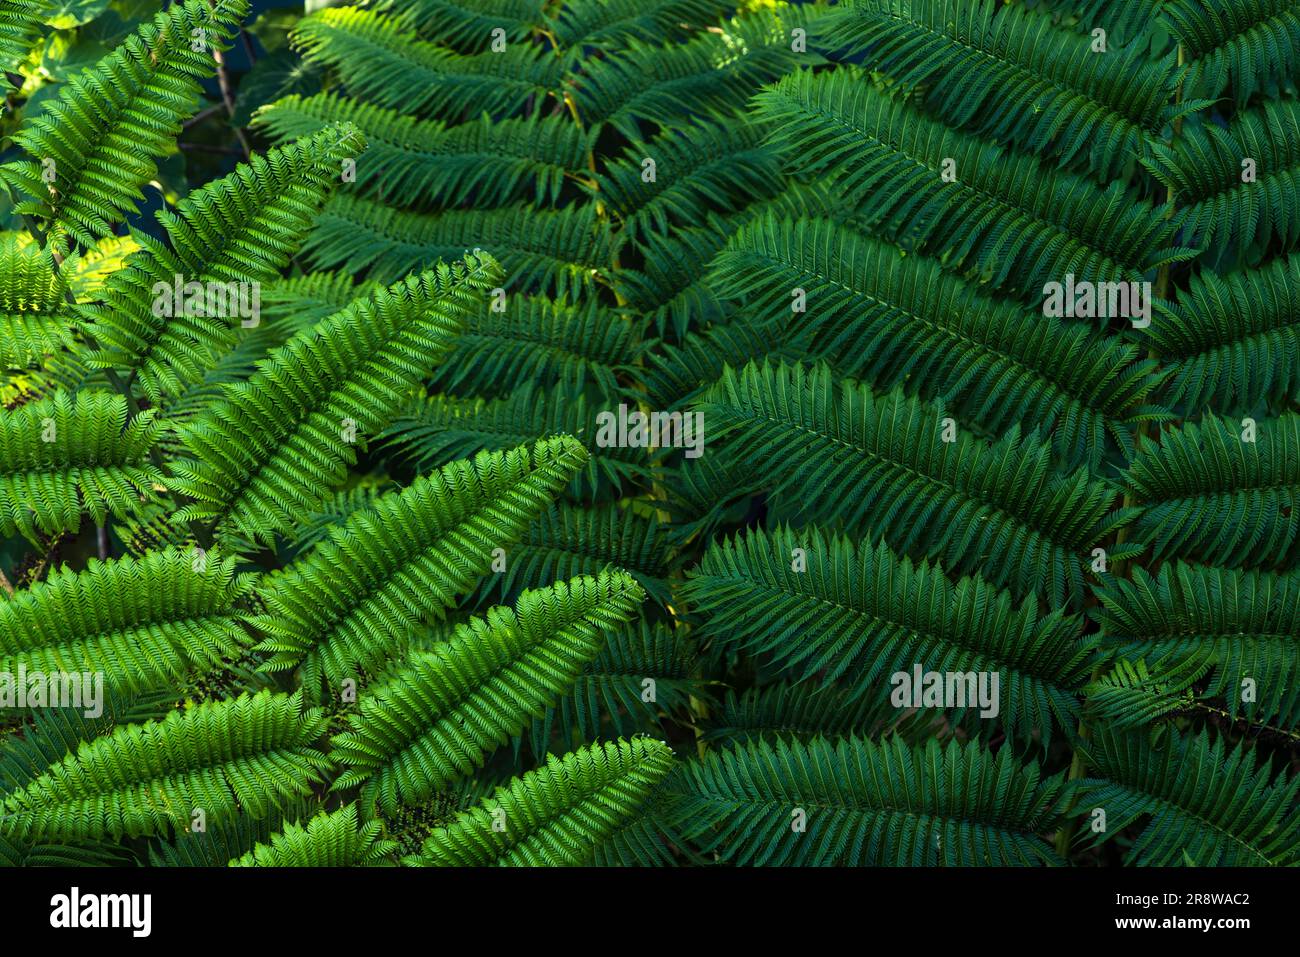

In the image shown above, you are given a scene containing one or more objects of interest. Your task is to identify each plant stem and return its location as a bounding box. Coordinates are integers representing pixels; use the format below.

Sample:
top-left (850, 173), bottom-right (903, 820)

top-left (1053, 41), bottom-right (1186, 862)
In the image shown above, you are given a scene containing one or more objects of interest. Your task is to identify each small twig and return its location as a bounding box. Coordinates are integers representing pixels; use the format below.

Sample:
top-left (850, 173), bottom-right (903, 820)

top-left (0, 566), bottom-right (13, 598)
top-left (239, 28), bottom-right (257, 66)
top-left (183, 102), bottom-right (227, 128)
top-left (205, 0), bottom-right (251, 159)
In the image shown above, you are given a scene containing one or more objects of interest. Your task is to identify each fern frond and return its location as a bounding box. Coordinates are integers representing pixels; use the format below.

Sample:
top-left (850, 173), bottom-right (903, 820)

top-left (709, 212), bottom-right (1170, 466)
top-left (694, 361), bottom-right (1134, 606)
top-left (380, 382), bottom-right (654, 495)
top-left (0, 691), bottom-right (330, 842)
top-left (1148, 252), bottom-right (1300, 412)
top-left (409, 737), bottom-right (674, 866)
top-left (259, 270), bottom-right (379, 334)
top-left (0, 0), bottom-right (250, 249)
top-left (376, 0), bottom-right (545, 52)
top-left (330, 570), bottom-right (645, 814)
top-left (150, 796), bottom-right (319, 866)
top-left (1144, 99), bottom-right (1300, 266)
top-left (1084, 657), bottom-right (1201, 731)
top-left (1038, 0), bottom-right (1167, 46)
top-left (302, 197), bottom-right (607, 295)
top-left (669, 735), bottom-right (1068, 865)
top-left (598, 114), bottom-right (783, 247)
top-left (1078, 727), bottom-right (1300, 865)
top-left (167, 252), bottom-right (500, 546)
top-left (684, 525), bottom-right (1096, 744)
top-left (1124, 412), bottom-right (1300, 569)
top-left (548, 0), bottom-right (732, 49)
top-left (229, 804), bottom-right (397, 866)
top-left (250, 437), bottom-right (589, 693)
top-left (571, 7), bottom-right (825, 137)
top-left (254, 93), bottom-right (589, 210)
top-left (0, 0), bottom-right (43, 90)
top-left (81, 123), bottom-right (367, 404)
top-left (429, 296), bottom-right (637, 400)
top-left (291, 6), bottom-right (563, 120)
top-left (753, 68), bottom-right (1191, 300)
top-left (0, 548), bottom-right (254, 699)
top-left (702, 683), bottom-right (906, 747)
top-left (641, 318), bottom-right (810, 409)
top-left (1162, 0), bottom-right (1300, 105)
top-left (1094, 562), bottom-right (1300, 726)
top-left (526, 619), bottom-right (699, 757)
top-left (613, 181), bottom-right (843, 339)
top-left (818, 0), bottom-right (1178, 180)
top-left (473, 502), bottom-right (673, 608)
top-left (0, 391), bottom-right (163, 542)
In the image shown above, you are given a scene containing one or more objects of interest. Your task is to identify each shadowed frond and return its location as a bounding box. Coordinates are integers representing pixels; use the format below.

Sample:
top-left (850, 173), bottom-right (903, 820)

top-left (291, 6), bottom-right (563, 120)
top-left (1094, 562), bottom-right (1300, 727)
top-left (571, 6), bottom-right (825, 137)
top-left (817, 0), bottom-right (1180, 180)
top-left (253, 93), bottom-right (589, 211)
top-left (1078, 727), bottom-right (1300, 865)
top-left (669, 735), bottom-right (1069, 865)
top-left (709, 212), bottom-right (1170, 466)
top-left (428, 295), bottom-right (638, 400)
top-left (694, 361), bottom-right (1135, 606)
top-left (1162, 0), bottom-right (1300, 105)
top-left (380, 382), bottom-right (654, 495)
top-left (1123, 412), bottom-right (1300, 569)
top-left (1147, 252), bottom-right (1300, 412)
top-left (684, 525), bottom-right (1096, 744)
top-left (301, 197), bottom-right (607, 294)
top-left (375, 0), bottom-right (545, 52)
top-left (753, 68), bottom-right (1192, 301)
top-left (1144, 99), bottom-right (1300, 266)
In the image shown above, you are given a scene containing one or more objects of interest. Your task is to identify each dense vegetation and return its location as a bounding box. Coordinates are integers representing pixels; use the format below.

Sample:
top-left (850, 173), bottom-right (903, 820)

top-left (0, 0), bottom-right (1297, 867)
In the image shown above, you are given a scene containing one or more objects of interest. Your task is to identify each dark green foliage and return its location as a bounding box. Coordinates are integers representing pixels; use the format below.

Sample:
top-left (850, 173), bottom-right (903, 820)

top-left (1, 0), bottom-right (1297, 871)
top-left (668, 736), bottom-right (1070, 866)
top-left (1078, 728), bottom-right (1300, 865)
top-left (684, 525), bottom-right (1097, 745)
top-left (693, 360), bottom-right (1134, 607)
